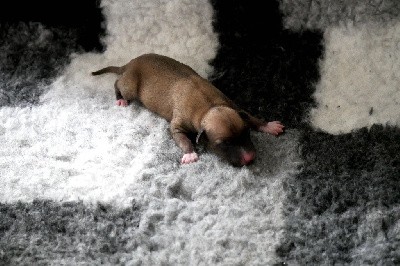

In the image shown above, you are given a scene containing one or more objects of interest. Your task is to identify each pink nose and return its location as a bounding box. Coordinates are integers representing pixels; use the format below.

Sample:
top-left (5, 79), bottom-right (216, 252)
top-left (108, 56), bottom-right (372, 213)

top-left (241, 151), bottom-right (256, 165)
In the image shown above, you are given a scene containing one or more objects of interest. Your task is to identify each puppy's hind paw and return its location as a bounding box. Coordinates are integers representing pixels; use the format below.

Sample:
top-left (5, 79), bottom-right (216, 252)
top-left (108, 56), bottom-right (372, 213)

top-left (181, 152), bottom-right (199, 164)
top-left (116, 99), bottom-right (129, 107)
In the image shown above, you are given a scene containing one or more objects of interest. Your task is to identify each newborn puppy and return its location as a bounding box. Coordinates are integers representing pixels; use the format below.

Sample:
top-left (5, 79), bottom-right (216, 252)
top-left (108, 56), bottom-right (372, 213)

top-left (92, 53), bottom-right (284, 166)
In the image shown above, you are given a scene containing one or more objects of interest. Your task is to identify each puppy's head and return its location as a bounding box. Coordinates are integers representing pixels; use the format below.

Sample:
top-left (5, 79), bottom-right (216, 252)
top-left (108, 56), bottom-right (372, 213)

top-left (198, 106), bottom-right (256, 167)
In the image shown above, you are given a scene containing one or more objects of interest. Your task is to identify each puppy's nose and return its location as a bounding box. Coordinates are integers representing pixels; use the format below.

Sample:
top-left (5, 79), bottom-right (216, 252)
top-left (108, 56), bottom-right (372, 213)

top-left (241, 151), bottom-right (256, 165)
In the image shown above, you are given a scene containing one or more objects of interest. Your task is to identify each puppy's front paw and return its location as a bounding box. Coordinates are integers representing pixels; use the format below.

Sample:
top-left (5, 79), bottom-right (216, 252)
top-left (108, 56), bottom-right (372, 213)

top-left (181, 152), bottom-right (199, 164)
top-left (259, 121), bottom-right (285, 136)
top-left (116, 99), bottom-right (128, 107)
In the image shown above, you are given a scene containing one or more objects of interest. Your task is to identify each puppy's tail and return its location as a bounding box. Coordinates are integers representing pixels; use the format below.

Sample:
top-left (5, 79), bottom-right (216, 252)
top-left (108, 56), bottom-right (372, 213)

top-left (91, 66), bottom-right (125, 76)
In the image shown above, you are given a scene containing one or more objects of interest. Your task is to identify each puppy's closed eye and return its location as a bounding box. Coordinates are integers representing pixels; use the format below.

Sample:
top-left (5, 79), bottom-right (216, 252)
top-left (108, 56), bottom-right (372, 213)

top-left (215, 139), bottom-right (224, 145)
top-left (215, 139), bottom-right (232, 148)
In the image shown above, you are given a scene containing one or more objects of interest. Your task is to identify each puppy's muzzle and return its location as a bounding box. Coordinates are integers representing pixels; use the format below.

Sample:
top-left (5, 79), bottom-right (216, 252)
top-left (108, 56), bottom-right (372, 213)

top-left (240, 150), bottom-right (256, 166)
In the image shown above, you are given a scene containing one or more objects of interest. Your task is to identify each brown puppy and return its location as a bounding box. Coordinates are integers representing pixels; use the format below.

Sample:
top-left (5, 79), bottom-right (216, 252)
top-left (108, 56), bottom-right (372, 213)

top-left (92, 53), bottom-right (284, 166)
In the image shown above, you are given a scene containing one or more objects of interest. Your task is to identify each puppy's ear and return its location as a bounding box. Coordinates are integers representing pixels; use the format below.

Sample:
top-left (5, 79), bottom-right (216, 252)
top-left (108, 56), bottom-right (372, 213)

top-left (238, 110), bottom-right (250, 122)
top-left (196, 129), bottom-right (206, 144)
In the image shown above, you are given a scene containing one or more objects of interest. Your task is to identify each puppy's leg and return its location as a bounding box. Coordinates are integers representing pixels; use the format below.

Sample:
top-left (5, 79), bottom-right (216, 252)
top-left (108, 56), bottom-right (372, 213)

top-left (170, 122), bottom-right (198, 164)
top-left (114, 80), bottom-right (129, 107)
top-left (240, 111), bottom-right (285, 136)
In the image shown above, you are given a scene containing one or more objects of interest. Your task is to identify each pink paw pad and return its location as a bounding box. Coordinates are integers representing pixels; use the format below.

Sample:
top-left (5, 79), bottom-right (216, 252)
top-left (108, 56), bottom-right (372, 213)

top-left (181, 152), bottom-right (199, 164)
top-left (116, 99), bottom-right (128, 107)
top-left (260, 121), bottom-right (285, 136)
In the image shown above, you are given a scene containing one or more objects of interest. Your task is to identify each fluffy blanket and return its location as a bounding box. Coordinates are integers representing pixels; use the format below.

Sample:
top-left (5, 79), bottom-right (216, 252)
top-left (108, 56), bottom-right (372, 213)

top-left (1, 0), bottom-right (399, 264)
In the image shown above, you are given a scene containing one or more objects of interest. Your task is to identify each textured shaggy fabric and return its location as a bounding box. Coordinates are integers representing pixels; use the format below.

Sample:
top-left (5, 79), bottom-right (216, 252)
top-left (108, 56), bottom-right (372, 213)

top-left (1, 0), bottom-right (399, 265)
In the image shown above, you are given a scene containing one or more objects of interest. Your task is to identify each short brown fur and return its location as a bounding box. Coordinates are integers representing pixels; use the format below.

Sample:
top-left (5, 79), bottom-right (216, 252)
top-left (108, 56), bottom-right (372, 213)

top-left (92, 53), bottom-right (284, 166)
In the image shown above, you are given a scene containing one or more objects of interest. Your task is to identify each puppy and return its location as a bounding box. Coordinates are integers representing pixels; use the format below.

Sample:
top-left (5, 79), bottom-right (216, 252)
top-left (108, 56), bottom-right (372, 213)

top-left (92, 53), bottom-right (284, 166)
